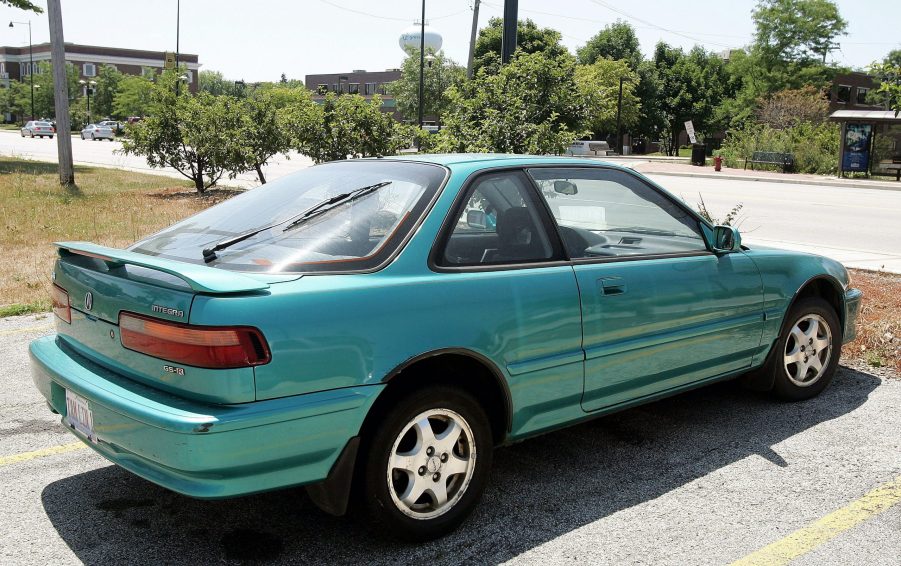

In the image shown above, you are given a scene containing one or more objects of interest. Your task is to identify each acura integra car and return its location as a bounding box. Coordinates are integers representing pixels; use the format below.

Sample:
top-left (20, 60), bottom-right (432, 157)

top-left (31, 154), bottom-right (861, 539)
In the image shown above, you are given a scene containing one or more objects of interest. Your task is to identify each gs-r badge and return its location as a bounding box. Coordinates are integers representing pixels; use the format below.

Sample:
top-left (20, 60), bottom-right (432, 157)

top-left (163, 365), bottom-right (185, 376)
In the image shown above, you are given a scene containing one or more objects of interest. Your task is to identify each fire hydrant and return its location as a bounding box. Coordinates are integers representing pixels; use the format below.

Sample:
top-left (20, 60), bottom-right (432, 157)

top-left (713, 155), bottom-right (723, 172)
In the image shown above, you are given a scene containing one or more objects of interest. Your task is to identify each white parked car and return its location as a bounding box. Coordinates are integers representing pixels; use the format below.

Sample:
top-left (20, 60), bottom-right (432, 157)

top-left (21, 121), bottom-right (55, 138)
top-left (80, 124), bottom-right (115, 141)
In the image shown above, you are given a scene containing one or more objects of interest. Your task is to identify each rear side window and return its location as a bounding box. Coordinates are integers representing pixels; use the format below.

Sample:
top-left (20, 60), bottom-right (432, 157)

top-left (437, 171), bottom-right (559, 267)
top-left (132, 161), bottom-right (446, 273)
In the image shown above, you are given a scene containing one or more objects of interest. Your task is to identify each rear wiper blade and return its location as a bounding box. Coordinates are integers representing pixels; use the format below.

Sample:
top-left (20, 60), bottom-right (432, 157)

top-left (201, 181), bottom-right (391, 263)
top-left (282, 181), bottom-right (392, 233)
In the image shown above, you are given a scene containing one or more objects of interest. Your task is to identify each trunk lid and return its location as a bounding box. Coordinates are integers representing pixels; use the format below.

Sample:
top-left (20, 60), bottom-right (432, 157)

top-left (52, 242), bottom-right (281, 404)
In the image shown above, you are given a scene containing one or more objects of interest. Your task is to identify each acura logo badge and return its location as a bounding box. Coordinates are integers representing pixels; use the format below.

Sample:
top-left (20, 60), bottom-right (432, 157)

top-left (84, 292), bottom-right (93, 311)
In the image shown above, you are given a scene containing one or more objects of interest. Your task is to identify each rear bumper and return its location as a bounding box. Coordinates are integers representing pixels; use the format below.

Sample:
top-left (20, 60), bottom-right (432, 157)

top-left (843, 288), bottom-right (863, 343)
top-left (30, 335), bottom-right (381, 499)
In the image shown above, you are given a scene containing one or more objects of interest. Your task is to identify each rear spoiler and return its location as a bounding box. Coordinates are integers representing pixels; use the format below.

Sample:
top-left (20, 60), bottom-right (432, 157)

top-left (55, 241), bottom-right (270, 294)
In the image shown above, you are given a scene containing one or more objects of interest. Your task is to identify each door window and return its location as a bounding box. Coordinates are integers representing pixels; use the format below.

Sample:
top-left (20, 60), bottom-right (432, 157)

top-left (438, 171), bottom-right (559, 267)
top-left (527, 168), bottom-right (707, 259)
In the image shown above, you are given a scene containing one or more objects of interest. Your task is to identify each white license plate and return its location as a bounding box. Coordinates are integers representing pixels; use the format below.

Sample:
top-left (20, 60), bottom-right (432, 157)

top-left (65, 389), bottom-right (97, 443)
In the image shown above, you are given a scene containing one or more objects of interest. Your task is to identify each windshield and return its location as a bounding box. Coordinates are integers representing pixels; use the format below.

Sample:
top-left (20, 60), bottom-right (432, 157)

top-left (131, 160), bottom-right (446, 273)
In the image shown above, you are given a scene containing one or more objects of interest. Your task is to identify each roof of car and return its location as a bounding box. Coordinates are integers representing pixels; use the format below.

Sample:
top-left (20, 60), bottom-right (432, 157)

top-left (380, 153), bottom-right (628, 170)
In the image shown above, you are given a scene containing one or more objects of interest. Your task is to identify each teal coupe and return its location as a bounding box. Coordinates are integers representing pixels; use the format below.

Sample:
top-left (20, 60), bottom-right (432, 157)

top-left (31, 154), bottom-right (862, 539)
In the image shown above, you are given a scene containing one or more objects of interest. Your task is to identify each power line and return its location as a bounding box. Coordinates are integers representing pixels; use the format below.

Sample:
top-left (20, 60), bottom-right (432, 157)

top-left (318, 0), bottom-right (469, 23)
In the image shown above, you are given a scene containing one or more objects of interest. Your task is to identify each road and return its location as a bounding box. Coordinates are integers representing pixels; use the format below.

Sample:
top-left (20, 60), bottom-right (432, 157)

top-left (644, 173), bottom-right (901, 273)
top-left (2, 130), bottom-right (899, 271)
top-left (0, 129), bottom-right (314, 188)
top-left (1, 314), bottom-right (899, 564)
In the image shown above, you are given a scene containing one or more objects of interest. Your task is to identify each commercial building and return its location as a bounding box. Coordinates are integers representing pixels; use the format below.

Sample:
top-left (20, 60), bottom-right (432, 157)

top-left (0, 42), bottom-right (201, 92)
top-left (304, 69), bottom-right (404, 120)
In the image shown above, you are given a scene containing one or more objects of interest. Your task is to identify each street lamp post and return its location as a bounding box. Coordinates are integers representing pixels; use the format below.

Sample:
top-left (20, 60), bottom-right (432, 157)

top-left (9, 20), bottom-right (33, 120)
top-left (79, 79), bottom-right (96, 124)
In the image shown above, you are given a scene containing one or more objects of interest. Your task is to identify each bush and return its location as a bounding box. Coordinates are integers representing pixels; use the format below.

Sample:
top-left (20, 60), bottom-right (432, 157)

top-left (716, 121), bottom-right (839, 175)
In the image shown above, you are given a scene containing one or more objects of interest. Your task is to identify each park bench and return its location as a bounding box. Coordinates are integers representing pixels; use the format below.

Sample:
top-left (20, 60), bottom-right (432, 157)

top-left (744, 151), bottom-right (795, 173)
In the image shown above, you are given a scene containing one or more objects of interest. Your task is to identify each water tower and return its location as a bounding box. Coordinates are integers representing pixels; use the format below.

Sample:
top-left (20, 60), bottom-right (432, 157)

top-left (399, 22), bottom-right (443, 53)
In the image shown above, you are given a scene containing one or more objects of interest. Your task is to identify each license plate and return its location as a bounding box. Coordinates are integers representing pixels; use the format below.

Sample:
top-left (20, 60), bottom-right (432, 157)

top-left (65, 389), bottom-right (97, 443)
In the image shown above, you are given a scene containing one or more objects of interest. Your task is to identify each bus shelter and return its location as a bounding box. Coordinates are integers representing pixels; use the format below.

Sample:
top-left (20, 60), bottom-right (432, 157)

top-left (829, 110), bottom-right (901, 180)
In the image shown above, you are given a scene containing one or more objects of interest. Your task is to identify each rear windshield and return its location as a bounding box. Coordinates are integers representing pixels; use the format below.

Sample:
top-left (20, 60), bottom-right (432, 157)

top-left (35, 122), bottom-right (52, 126)
top-left (131, 160), bottom-right (446, 273)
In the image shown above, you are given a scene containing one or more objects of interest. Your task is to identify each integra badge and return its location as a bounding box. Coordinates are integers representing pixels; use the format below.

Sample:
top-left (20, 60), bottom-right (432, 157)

top-left (152, 304), bottom-right (184, 318)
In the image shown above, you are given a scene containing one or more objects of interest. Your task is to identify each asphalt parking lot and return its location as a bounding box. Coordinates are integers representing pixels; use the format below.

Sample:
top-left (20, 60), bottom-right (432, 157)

top-left (2, 313), bottom-right (899, 565)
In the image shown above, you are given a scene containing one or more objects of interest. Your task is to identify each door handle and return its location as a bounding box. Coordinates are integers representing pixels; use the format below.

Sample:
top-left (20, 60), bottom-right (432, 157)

top-left (599, 277), bottom-right (626, 296)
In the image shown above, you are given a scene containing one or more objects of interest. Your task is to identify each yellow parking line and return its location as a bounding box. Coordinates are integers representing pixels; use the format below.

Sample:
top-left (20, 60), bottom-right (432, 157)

top-left (0, 324), bottom-right (53, 337)
top-left (0, 442), bottom-right (87, 467)
top-left (731, 475), bottom-right (901, 566)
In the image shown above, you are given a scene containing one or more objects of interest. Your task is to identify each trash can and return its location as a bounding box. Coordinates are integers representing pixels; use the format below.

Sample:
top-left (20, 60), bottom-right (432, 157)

top-left (691, 143), bottom-right (706, 166)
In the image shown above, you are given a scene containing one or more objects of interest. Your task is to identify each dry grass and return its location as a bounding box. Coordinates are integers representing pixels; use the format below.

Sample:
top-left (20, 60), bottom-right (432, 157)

top-left (0, 158), bottom-right (233, 314)
top-left (843, 269), bottom-right (901, 372)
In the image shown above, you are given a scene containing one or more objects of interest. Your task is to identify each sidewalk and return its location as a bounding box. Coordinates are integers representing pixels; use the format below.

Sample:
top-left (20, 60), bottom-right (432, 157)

top-left (621, 160), bottom-right (901, 191)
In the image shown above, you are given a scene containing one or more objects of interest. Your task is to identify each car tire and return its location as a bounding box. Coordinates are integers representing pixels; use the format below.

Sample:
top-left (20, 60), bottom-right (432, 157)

top-left (80, 133), bottom-right (84, 140)
top-left (361, 385), bottom-right (493, 541)
top-left (770, 297), bottom-right (841, 401)
top-left (49, 136), bottom-right (53, 139)
top-left (20, 131), bottom-right (24, 137)
top-left (90, 133), bottom-right (95, 140)
top-left (30, 132), bottom-right (34, 138)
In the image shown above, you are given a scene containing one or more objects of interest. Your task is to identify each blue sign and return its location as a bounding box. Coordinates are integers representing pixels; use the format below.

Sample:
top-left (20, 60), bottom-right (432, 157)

top-left (841, 123), bottom-right (872, 172)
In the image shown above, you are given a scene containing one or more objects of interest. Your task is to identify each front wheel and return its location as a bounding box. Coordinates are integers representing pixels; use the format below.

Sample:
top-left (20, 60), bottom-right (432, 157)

top-left (362, 386), bottom-right (493, 540)
top-left (771, 297), bottom-right (841, 400)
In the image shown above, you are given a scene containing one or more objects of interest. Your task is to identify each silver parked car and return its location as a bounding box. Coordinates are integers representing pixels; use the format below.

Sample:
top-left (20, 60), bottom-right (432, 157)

top-left (21, 120), bottom-right (55, 139)
top-left (80, 124), bottom-right (115, 141)
top-left (97, 120), bottom-right (122, 134)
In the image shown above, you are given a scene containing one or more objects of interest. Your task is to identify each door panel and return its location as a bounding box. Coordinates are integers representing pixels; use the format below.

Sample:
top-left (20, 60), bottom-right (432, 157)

top-left (577, 253), bottom-right (764, 411)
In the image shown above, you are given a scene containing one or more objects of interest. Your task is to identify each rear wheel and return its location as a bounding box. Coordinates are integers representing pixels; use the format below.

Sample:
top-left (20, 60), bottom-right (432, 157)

top-left (361, 386), bottom-right (493, 540)
top-left (90, 133), bottom-right (95, 140)
top-left (771, 297), bottom-right (841, 400)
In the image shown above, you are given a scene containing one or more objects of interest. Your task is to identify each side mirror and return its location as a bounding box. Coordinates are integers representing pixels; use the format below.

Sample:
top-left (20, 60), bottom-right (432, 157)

top-left (466, 210), bottom-right (487, 230)
top-left (554, 180), bottom-right (578, 195)
top-left (712, 225), bottom-right (741, 252)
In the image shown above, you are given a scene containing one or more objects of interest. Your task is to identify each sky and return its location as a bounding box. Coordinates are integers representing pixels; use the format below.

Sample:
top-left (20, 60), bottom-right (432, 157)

top-left (1, 0), bottom-right (898, 82)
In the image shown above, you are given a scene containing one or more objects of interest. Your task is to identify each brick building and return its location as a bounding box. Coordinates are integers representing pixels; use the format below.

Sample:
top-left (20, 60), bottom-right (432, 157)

top-left (304, 69), bottom-right (405, 121)
top-left (0, 42), bottom-right (201, 92)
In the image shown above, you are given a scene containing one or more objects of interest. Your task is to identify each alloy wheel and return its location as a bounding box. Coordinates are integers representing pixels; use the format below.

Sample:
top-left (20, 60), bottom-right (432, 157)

top-left (386, 408), bottom-right (476, 520)
top-left (783, 314), bottom-right (832, 387)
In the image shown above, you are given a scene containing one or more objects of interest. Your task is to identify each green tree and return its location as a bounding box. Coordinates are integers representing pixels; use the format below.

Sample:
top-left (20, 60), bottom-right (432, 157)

top-left (91, 64), bottom-right (123, 120)
top-left (472, 17), bottom-right (570, 75)
top-left (113, 72), bottom-right (154, 118)
top-left (198, 69), bottom-right (242, 97)
top-left (294, 93), bottom-right (411, 163)
top-left (1, 0), bottom-right (41, 12)
top-left (575, 58), bottom-right (640, 136)
top-left (870, 60), bottom-right (901, 114)
top-left (435, 51), bottom-right (588, 154)
top-left (121, 72), bottom-right (239, 192)
top-left (652, 43), bottom-right (731, 155)
top-left (387, 49), bottom-right (465, 124)
top-left (753, 0), bottom-right (847, 64)
top-left (577, 20), bottom-right (642, 69)
top-left (229, 86), bottom-right (313, 183)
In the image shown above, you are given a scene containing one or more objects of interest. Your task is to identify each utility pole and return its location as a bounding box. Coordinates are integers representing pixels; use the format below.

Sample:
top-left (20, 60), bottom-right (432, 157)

top-left (501, 0), bottom-right (518, 65)
top-left (615, 77), bottom-right (624, 155)
top-left (466, 0), bottom-right (480, 79)
top-left (417, 0), bottom-right (425, 130)
top-left (47, 0), bottom-right (74, 186)
top-left (175, 0), bottom-right (181, 94)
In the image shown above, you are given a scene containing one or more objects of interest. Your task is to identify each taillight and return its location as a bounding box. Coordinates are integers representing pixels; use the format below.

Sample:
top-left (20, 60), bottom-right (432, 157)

top-left (119, 312), bottom-right (270, 369)
top-left (51, 284), bottom-right (71, 324)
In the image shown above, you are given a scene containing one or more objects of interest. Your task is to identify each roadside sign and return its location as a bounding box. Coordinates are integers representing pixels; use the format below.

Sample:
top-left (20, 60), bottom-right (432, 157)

top-left (164, 51), bottom-right (175, 70)
top-left (684, 120), bottom-right (697, 144)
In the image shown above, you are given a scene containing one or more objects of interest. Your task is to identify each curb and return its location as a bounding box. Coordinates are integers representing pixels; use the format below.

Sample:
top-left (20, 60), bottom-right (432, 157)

top-left (639, 169), bottom-right (901, 192)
